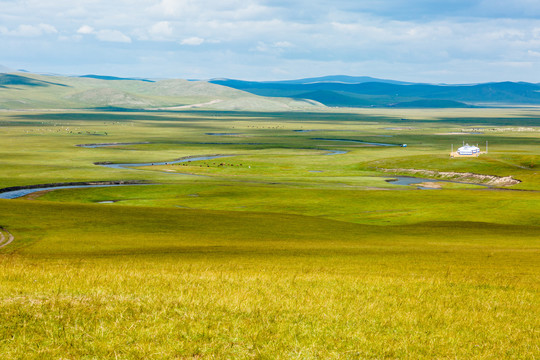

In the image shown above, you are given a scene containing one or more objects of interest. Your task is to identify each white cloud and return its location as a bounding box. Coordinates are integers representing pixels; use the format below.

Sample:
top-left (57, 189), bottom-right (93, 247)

top-left (2, 0), bottom-right (540, 82)
top-left (181, 36), bottom-right (205, 45)
top-left (0, 23), bottom-right (57, 37)
top-left (147, 21), bottom-right (173, 40)
top-left (254, 40), bottom-right (294, 54)
top-left (77, 25), bottom-right (95, 34)
top-left (274, 41), bottom-right (293, 48)
top-left (96, 29), bottom-right (132, 43)
top-left (76, 25), bottom-right (131, 43)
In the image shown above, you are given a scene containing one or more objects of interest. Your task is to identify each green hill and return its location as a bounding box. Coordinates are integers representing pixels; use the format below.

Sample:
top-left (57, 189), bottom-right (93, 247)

top-left (211, 78), bottom-right (540, 107)
top-left (0, 72), bottom-right (324, 111)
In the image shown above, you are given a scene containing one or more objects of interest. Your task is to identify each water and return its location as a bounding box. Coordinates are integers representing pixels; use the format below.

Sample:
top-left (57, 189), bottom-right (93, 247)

top-left (313, 138), bottom-right (398, 146)
top-left (385, 176), bottom-right (489, 190)
top-left (386, 176), bottom-right (440, 189)
top-left (0, 184), bottom-right (142, 200)
top-left (77, 142), bottom-right (150, 148)
top-left (323, 150), bottom-right (348, 155)
top-left (205, 133), bottom-right (240, 136)
top-left (98, 155), bottom-right (231, 170)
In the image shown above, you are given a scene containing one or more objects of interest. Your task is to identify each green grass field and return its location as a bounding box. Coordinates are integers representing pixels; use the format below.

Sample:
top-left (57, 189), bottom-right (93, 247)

top-left (0, 108), bottom-right (539, 359)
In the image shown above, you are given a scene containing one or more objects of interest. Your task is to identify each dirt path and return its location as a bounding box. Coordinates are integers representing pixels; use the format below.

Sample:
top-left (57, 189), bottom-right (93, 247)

top-left (0, 228), bottom-right (14, 248)
top-left (148, 99), bottom-right (223, 110)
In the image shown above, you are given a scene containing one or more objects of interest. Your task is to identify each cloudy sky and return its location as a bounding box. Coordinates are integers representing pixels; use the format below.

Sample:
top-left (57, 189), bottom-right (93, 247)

top-left (1, 0), bottom-right (540, 83)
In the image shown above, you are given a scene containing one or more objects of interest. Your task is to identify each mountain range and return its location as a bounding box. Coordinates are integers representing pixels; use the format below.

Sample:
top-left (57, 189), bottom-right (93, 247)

top-left (2, 68), bottom-right (540, 110)
top-left (210, 76), bottom-right (540, 108)
top-left (0, 71), bottom-right (321, 111)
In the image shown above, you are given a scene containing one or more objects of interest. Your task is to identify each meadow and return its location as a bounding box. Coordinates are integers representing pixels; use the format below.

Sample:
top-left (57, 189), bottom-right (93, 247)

top-left (0, 107), bottom-right (539, 359)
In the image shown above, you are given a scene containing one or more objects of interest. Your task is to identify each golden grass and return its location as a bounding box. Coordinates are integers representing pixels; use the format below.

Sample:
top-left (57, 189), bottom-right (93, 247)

top-left (0, 108), bottom-right (539, 358)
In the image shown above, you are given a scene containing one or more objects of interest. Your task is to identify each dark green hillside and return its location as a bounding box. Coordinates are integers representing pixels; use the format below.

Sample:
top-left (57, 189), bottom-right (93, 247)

top-left (259, 75), bottom-right (413, 85)
top-left (211, 78), bottom-right (540, 107)
top-left (0, 72), bottom-right (322, 111)
top-left (80, 74), bottom-right (155, 82)
top-left (0, 73), bottom-right (68, 88)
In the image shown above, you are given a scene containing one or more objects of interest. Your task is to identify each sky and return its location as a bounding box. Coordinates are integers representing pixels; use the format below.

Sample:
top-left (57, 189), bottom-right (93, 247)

top-left (1, 0), bottom-right (540, 83)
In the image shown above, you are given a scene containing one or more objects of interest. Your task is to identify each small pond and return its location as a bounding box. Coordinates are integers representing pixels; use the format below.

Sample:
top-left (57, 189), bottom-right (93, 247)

top-left (385, 176), bottom-right (489, 190)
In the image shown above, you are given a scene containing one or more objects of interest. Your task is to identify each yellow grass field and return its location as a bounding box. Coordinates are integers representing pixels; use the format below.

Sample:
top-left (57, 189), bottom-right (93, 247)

top-left (0, 108), bottom-right (539, 359)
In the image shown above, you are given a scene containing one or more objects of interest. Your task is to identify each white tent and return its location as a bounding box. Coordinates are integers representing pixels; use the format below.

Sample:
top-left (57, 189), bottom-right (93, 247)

top-left (457, 144), bottom-right (480, 155)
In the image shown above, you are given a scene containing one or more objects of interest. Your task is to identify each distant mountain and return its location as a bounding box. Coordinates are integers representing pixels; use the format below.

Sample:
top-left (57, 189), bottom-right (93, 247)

top-left (4, 70), bottom-right (540, 110)
top-left (0, 73), bottom-right (69, 88)
top-left (210, 78), bottom-right (540, 107)
top-left (261, 75), bottom-right (414, 85)
top-left (0, 72), bottom-right (323, 111)
top-left (80, 74), bottom-right (155, 82)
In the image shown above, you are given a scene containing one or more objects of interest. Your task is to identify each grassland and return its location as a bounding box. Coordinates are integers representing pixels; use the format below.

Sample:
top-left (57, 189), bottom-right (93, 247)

top-left (0, 73), bottom-right (321, 111)
top-left (0, 107), bottom-right (539, 359)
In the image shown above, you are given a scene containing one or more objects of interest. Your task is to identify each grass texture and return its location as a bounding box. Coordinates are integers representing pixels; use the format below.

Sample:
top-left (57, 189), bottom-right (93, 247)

top-left (0, 107), bottom-right (539, 359)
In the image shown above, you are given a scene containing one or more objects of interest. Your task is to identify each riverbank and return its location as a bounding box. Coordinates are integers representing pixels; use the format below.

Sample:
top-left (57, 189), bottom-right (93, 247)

top-left (0, 180), bottom-right (152, 200)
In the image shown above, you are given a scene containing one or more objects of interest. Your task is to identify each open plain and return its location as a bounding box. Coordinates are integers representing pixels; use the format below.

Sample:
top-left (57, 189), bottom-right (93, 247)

top-left (0, 106), bottom-right (539, 359)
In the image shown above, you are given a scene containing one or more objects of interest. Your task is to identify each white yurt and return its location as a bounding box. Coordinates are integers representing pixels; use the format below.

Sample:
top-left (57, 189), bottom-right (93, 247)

top-left (457, 144), bottom-right (480, 155)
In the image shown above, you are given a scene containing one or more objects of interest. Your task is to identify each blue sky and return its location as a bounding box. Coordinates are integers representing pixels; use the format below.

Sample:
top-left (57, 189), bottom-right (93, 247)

top-left (1, 0), bottom-right (540, 83)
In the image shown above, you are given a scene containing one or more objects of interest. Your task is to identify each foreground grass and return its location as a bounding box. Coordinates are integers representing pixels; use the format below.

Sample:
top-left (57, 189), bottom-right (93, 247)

top-left (1, 108), bottom-right (539, 358)
top-left (1, 200), bottom-right (539, 359)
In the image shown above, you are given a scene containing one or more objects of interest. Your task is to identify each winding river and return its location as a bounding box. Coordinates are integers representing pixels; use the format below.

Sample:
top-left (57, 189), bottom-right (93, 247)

top-left (324, 150), bottom-right (348, 155)
top-left (0, 183), bottom-right (150, 200)
top-left (97, 155), bottom-right (231, 170)
top-left (313, 138), bottom-right (399, 146)
top-left (76, 142), bottom-right (151, 148)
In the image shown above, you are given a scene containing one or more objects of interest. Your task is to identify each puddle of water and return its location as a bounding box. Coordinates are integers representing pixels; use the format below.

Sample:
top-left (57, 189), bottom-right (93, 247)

top-left (309, 170), bottom-right (324, 173)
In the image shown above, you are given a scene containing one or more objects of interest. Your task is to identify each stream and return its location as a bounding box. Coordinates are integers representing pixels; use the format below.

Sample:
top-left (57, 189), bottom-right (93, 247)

top-left (313, 138), bottom-right (399, 146)
top-left (0, 183), bottom-right (149, 200)
top-left (97, 155), bottom-right (231, 170)
top-left (385, 176), bottom-right (490, 190)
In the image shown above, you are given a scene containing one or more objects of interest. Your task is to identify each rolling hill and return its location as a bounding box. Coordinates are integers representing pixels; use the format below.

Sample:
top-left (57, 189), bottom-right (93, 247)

top-left (250, 75), bottom-right (415, 85)
top-left (210, 77), bottom-right (540, 108)
top-left (3, 69), bottom-right (540, 110)
top-left (0, 72), bottom-right (323, 111)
